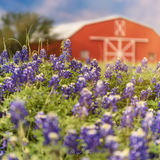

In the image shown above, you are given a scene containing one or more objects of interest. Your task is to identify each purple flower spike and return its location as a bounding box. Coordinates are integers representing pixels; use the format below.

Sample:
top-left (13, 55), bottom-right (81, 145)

top-left (64, 129), bottom-right (82, 155)
top-left (95, 80), bottom-right (105, 97)
top-left (155, 110), bottom-right (160, 133)
top-left (136, 65), bottom-right (142, 73)
top-left (7, 153), bottom-right (19, 160)
top-left (48, 75), bottom-right (60, 90)
top-left (134, 101), bottom-right (148, 118)
top-left (86, 57), bottom-right (91, 65)
top-left (151, 76), bottom-right (157, 83)
top-left (142, 112), bottom-right (156, 134)
top-left (121, 106), bottom-right (134, 128)
top-left (137, 76), bottom-right (143, 83)
top-left (123, 82), bottom-right (135, 98)
top-left (104, 135), bottom-right (118, 154)
top-left (141, 57), bottom-right (148, 68)
top-left (129, 128), bottom-right (148, 160)
top-left (9, 99), bottom-right (28, 128)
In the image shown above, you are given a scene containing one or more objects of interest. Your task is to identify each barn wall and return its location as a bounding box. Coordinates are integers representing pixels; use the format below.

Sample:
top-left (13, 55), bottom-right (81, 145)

top-left (69, 18), bottom-right (160, 63)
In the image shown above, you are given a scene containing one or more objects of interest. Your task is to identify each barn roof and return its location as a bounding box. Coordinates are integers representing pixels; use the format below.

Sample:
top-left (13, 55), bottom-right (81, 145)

top-left (30, 15), bottom-right (159, 42)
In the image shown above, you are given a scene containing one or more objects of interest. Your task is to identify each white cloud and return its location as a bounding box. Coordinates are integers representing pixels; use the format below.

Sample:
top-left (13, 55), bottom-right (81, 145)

top-left (32, 0), bottom-right (160, 34)
top-left (125, 0), bottom-right (160, 34)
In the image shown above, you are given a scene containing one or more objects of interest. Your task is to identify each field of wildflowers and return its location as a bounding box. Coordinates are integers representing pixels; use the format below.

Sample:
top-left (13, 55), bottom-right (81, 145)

top-left (0, 39), bottom-right (160, 160)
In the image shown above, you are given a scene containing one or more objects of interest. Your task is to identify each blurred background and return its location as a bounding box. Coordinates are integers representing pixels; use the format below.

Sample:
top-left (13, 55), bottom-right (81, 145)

top-left (0, 0), bottom-right (159, 57)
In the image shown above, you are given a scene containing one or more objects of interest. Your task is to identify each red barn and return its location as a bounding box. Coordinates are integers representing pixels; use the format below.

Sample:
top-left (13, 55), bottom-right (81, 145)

top-left (32, 15), bottom-right (160, 63)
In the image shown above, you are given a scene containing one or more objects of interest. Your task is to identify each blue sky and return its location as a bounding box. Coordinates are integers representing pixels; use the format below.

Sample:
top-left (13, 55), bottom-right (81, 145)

top-left (0, 0), bottom-right (160, 34)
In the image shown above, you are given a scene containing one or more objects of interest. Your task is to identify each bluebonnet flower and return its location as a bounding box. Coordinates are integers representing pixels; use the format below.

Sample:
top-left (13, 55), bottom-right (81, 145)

top-left (111, 87), bottom-right (119, 95)
top-left (0, 137), bottom-right (7, 158)
top-left (30, 60), bottom-right (40, 73)
top-left (9, 62), bottom-right (14, 72)
top-left (0, 83), bottom-right (4, 103)
top-left (64, 129), bottom-right (82, 155)
top-left (69, 82), bottom-right (76, 94)
top-left (2, 64), bottom-right (9, 73)
top-left (32, 53), bottom-right (38, 61)
top-left (130, 96), bottom-right (139, 107)
top-left (13, 51), bottom-right (21, 64)
top-left (137, 76), bottom-right (143, 83)
top-left (123, 82), bottom-right (135, 98)
top-left (9, 99), bottom-right (28, 128)
top-left (0, 50), bottom-right (9, 65)
top-left (101, 112), bottom-right (113, 125)
top-left (34, 111), bottom-right (47, 129)
top-left (3, 77), bottom-right (16, 92)
top-left (90, 67), bottom-right (101, 83)
top-left (48, 75), bottom-right (60, 90)
top-left (21, 45), bottom-right (29, 62)
top-left (52, 57), bottom-right (58, 70)
top-left (114, 58), bottom-right (122, 73)
top-left (59, 69), bottom-right (72, 79)
top-left (116, 71), bottom-right (122, 85)
top-left (86, 57), bottom-right (91, 65)
top-left (136, 65), bottom-right (142, 73)
top-left (104, 135), bottom-right (118, 153)
top-left (134, 101), bottom-right (148, 118)
top-left (141, 57), bottom-right (148, 68)
top-left (63, 39), bottom-right (72, 61)
top-left (36, 57), bottom-right (42, 64)
top-left (22, 66), bottom-right (35, 84)
top-left (109, 150), bottom-right (129, 160)
top-left (90, 59), bottom-right (99, 69)
top-left (142, 112), bottom-right (156, 134)
top-left (43, 112), bottom-right (60, 145)
top-left (11, 65), bottom-right (23, 89)
top-left (54, 61), bottom-right (65, 71)
top-left (69, 59), bottom-right (82, 73)
top-left (83, 72), bottom-right (92, 81)
top-left (156, 62), bottom-right (160, 70)
top-left (35, 73), bottom-right (45, 82)
top-left (158, 102), bottom-right (160, 109)
top-left (121, 106), bottom-right (134, 128)
top-left (7, 153), bottom-right (19, 160)
top-left (75, 77), bottom-right (87, 92)
top-left (39, 48), bottom-right (47, 59)
top-left (80, 125), bottom-right (101, 153)
top-left (72, 102), bottom-right (89, 117)
top-left (103, 80), bottom-right (110, 92)
top-left (102, 95), bottom-right (120, 112)
top-left (49, 54), bottom-right (56, 63)
top-left (155, 110), bottom-right (160, 133)
top-left (95, 80), bottom-right (106, 97)
top-left (121, 62), bottom-right (128, 73)
top-left (130, 77), bottom-right (136, 85)
top-left (81, 65), bottom-right (90, 74)
top-left (61, 84), bottom-right (71, 99)
top-left (154, 81), bottom-right (160, 97)
top-left (79, 88), bottom-right (92, 106)
top-left (140, 87), bottom-right (152, 100)
top-left (151, 76), bottom-right (157, 83)
top-left (105, 67), bottom-right (112, 80)
top-left (100, 123), bottom-right (114, 137)
top-left (129, 128), bottom-right (148, 160)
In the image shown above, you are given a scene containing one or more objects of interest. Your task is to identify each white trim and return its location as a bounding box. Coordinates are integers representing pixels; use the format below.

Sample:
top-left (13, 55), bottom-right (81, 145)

top-left (90, 36), bottom-right (149, 42)
top-left (90, 36), bottom-right (148, 63)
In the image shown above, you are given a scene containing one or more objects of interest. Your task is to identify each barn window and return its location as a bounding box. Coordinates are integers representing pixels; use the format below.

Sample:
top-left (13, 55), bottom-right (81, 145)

top-left (148, 53), bottom-right (156, 61)
top-left (80, 50), bottom-right (89, 59)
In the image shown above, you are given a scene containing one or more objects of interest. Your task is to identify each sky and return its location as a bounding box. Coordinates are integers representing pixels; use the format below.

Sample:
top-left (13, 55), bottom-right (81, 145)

top-left (0, 0), bottom-right (160, 34)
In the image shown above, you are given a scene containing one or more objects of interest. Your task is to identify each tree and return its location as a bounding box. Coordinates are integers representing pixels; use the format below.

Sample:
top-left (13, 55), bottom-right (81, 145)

top-left (0, 12), bottom-right (54, 55)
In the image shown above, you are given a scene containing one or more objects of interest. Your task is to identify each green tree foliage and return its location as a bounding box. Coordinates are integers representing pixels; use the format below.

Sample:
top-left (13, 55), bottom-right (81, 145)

top-left (0, 12), bottom-right (54, 55)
